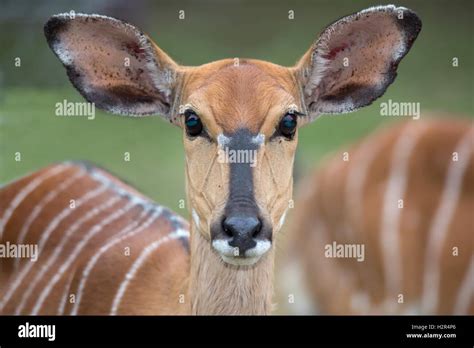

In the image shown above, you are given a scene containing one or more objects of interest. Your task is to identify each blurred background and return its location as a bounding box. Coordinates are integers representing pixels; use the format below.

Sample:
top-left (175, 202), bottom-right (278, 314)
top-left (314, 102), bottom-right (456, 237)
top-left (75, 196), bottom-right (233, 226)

top-left (0, 0), bottom-right (472, 314)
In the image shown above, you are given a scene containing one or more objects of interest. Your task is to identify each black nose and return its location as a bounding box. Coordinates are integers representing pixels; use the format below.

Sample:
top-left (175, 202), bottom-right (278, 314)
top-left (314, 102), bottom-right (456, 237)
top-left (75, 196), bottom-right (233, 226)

top-left (222, 215), bottom-right (262, 254)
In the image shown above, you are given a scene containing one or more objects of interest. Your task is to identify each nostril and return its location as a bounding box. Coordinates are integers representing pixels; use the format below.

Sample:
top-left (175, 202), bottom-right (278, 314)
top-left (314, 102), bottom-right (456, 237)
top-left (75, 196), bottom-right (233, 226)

top-left (222, 217), bottom-right (233, 238)
top-left (251, 219), bottom-right (263, 238)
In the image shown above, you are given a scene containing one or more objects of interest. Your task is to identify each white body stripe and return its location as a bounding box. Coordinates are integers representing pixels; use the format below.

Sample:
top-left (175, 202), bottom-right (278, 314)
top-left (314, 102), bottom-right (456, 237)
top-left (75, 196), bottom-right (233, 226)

top-left (14, 170), bottom-right (86, 268)
top-left (0, 164), bottom-right (68, 239)
top-left (110, 229), bottom-right (189, 315)
top-left (0, 183), bottom-right (107, 311)
top-left (14, 196), bottom-right (121, 314)
top-left (345, 136), bottom-right (382, 233)
top-left (421, 130), bottom-right (473, 313)
top-left (29, 201), bottom-right (138, 315)
top-left (453, 257), bottom-right (474, 314)
top-left (70, 208), bottom-right (159, 315)
top-left (57, 272), bottom-right (75, 315)
top-left (380, 124), bottom-right (425, 296)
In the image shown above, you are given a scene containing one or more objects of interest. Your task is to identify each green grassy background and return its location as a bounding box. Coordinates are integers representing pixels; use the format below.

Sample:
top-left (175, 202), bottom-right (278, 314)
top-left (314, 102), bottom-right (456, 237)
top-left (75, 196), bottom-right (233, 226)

top-left (1, 0), bottom-right (472, 217)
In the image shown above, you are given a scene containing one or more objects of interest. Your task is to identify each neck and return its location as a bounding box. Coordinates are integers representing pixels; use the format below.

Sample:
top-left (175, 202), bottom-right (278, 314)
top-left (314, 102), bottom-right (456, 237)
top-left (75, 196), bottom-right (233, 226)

top-left (187, 225), bottom-right (274, 315)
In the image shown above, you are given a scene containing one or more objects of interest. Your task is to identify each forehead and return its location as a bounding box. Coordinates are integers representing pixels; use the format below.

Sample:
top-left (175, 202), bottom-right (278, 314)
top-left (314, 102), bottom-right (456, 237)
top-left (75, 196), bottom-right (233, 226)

top-left (182, 59), bottom-right (298, 134)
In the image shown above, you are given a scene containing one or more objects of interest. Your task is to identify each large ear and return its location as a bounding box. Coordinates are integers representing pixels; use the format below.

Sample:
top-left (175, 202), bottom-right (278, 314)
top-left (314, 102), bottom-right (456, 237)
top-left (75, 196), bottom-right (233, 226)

top-left (295, 5), bottom-right (421, 122)
top-left (44, 13), bottom-right (179, 120)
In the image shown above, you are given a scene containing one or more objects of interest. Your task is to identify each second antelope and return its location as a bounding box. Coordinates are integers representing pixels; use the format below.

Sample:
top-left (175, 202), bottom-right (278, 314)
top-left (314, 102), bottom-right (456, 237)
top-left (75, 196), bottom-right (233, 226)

top-left (0, 5), bottom-right (421, 314)
top-left (285, 118), bottom-right (473, 315)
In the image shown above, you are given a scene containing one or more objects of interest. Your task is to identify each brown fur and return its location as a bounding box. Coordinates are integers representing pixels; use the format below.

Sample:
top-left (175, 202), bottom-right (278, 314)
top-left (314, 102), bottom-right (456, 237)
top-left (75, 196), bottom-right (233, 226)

top-left (189, 231), bottom-right (274, 315)
top-left (0, 163), bottom-right (189, 315)
top-left (179, 60), bottom-right (300, 241)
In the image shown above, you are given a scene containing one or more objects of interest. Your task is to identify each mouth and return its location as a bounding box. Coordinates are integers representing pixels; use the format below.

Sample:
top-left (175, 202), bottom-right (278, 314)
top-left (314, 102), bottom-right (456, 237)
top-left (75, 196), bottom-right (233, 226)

top-left (212, 239), bottom-right (272, 266)
top-left (220, 255), bottom-right (262, 266)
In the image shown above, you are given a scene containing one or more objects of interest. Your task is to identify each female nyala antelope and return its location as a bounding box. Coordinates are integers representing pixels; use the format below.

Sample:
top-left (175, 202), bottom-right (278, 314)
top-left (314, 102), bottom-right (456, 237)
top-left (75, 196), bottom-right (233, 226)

top-left (0, 5), bottom-right (421, 315)
top-left (287, 118), bottom-right (473, 315)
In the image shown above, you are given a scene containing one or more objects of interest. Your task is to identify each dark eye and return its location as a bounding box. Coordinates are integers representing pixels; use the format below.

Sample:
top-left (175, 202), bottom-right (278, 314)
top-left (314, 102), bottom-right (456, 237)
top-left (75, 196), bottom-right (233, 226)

top-left (184, 109), bottom-right (203, 136)
top-left (278, 113), bottom-right (297, 139)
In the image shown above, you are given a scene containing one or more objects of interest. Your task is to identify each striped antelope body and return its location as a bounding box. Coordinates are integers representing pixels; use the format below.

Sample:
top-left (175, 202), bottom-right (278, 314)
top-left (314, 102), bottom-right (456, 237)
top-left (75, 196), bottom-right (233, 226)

top-left (1, 5), bottom-right (421, 314)
top-left (0, 162), bottom-right (190, 315)
top-left (288, 119), bottom-right (474, 314)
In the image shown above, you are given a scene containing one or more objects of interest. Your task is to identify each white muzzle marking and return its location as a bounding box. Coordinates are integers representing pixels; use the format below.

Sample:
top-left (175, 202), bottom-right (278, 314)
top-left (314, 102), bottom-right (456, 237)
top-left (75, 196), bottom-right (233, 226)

top-left (212, 239), bottom-right (271, 266)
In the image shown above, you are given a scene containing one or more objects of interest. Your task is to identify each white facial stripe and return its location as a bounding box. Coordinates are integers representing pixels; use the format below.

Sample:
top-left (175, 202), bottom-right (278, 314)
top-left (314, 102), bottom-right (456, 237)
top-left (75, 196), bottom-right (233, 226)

top-left (217, 134), bottom-right (231, 147)
top-left (192, 209), bottom-right (200, 228)
top-left (278, 210), bottom-right (288, 229)
top-left (181, 103), bottom-right (194, 113)
top-left (219, 133), bottom-right (264, 147)
top-left (288, 103), bottom-right (299, 113)
top-left (251, 133), bottom-right (265, 146)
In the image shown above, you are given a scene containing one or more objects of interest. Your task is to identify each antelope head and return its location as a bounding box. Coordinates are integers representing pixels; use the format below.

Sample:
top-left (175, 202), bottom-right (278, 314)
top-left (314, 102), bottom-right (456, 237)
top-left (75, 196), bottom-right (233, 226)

top-left (45, 6), bottom-right (421, 267)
